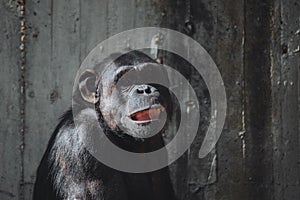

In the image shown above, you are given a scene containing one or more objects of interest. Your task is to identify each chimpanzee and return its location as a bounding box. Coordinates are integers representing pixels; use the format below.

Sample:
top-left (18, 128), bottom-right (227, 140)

top-left (33, 50), bottom-right (177, 200)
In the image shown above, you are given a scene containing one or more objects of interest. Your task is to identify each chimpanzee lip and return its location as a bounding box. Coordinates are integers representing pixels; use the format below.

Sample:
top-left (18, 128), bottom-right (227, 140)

top-left (129, 105), bottom-right (165, 124)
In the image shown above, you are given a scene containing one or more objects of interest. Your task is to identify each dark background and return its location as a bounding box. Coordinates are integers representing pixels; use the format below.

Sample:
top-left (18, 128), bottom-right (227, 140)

top-left (0, 0), bottom-right (299, 199)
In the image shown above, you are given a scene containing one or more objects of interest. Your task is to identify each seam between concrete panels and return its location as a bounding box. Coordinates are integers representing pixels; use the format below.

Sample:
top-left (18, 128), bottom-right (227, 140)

top-left (19, 0), bottom-right (26, 199)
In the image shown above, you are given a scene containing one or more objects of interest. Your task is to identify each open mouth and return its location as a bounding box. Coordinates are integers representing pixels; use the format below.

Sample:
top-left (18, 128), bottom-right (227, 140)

top-left (129, 106), bottom-right (165, 123)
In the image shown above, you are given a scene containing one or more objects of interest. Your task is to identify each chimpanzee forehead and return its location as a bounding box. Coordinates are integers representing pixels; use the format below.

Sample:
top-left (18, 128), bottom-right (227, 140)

top-left (112, 50), bottom-right (156, 66)
top-left (99, 62), bottom-right (160, 82)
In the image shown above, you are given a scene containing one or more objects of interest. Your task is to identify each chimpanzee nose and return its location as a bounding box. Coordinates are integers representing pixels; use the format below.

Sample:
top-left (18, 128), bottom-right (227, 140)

top-left (136, 85), bottom-right (153, 95)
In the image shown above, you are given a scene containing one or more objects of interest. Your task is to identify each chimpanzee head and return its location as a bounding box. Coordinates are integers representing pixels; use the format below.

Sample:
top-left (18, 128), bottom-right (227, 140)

top-left (78, 51), bottom-right (172, 139)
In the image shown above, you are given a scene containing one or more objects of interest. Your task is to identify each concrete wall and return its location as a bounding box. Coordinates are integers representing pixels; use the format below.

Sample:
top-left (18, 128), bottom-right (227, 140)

top-left (0, 0), bottom-right (299, 199)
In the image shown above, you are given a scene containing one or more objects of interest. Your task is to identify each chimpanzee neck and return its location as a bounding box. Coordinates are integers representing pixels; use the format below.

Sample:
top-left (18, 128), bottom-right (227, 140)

top-left (105, 129), bottom-right (165, 153)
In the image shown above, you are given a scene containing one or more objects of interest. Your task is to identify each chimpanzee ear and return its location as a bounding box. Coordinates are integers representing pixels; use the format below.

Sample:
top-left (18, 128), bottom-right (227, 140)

top-left (78, 69), bottom-right (98, 104)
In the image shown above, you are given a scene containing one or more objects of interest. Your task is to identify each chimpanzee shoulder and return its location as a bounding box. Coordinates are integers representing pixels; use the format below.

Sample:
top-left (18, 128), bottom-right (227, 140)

top-left (33, 108), bottom-right (74, 200)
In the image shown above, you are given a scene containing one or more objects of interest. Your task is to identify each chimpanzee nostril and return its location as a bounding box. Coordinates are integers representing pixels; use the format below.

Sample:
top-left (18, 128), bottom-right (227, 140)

top-left (145, 86), bottom-right (151, 94)
top-left (137, 88), bottom-right (144, 94)
top-left (136, 85), bottom-right (152, 95)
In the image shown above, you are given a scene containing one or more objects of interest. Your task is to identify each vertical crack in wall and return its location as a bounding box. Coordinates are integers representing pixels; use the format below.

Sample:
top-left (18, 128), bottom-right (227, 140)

top-left (19, 0), bottom-right (26, 199)
top-left (239, 0), bottom-right (246, 160)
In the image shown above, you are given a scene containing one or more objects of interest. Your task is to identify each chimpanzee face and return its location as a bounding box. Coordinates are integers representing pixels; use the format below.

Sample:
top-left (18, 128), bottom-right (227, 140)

top-left (78, 52), bottom-right (171, 139)
top-left (98, 62), bottom-right (169, 138)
